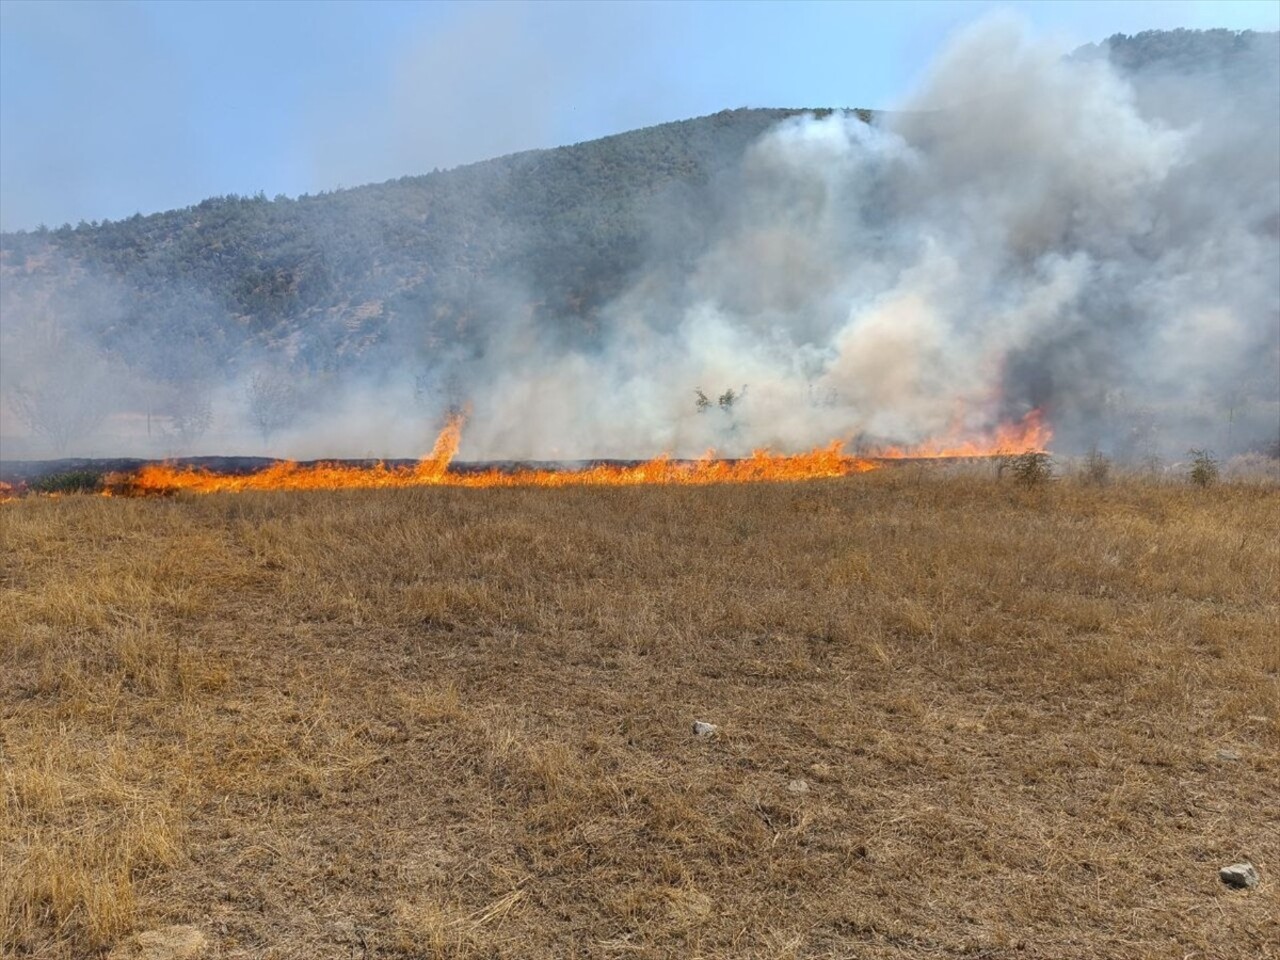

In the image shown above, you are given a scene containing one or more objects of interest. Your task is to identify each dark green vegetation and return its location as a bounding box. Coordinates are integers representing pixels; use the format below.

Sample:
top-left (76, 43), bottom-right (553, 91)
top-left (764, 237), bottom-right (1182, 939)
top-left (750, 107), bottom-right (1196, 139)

top-left (1189, 449), bottom-right (1222, 487)
top-left (1075, 26), bottom-right (1279, 75)
top-left (26, 471), bottom-right (105, 495)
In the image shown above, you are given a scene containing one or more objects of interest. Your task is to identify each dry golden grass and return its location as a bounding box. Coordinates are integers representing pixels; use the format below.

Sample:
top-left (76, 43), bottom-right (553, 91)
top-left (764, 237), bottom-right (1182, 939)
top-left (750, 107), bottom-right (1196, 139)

top-left (2, 470), bottom-right (1278, 958)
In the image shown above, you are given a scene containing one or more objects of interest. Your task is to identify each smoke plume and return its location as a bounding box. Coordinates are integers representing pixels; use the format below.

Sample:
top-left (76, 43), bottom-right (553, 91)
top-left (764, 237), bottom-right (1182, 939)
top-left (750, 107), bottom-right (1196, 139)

top-left (453, 19), bottom-right (1278, 461)
top-left (2, 20), bottom-right (1277, 463)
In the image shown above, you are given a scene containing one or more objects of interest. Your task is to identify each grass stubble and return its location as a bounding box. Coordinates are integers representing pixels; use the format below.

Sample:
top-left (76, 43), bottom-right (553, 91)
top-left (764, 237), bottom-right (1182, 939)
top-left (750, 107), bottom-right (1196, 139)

top-left (1, 467), bottom-right (1277, 958)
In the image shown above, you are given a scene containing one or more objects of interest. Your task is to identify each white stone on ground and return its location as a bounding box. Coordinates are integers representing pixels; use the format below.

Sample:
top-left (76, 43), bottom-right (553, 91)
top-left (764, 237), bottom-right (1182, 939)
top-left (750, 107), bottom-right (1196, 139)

top-left (1219, 863), bottom-right (1259, 889)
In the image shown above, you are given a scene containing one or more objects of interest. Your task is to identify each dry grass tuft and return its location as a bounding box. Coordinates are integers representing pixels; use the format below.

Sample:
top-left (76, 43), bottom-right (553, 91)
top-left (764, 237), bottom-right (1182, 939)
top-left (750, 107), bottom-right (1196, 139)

top-left (2, 472), bottom-right (1278, 957)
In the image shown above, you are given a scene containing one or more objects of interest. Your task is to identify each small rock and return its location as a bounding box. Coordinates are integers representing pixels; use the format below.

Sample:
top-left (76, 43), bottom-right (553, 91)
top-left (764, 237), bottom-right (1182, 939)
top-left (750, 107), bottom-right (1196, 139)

top-left (787, 779), bottom-right (810, 793)
top-left (108, 925), bottom-right (207, 960)
top-left (1216, 748), bottom-right (1242, 762)
top-left (692, 720), bottom-right (718, 738)
top-left (1219, 863), bottom-right (1259, 889)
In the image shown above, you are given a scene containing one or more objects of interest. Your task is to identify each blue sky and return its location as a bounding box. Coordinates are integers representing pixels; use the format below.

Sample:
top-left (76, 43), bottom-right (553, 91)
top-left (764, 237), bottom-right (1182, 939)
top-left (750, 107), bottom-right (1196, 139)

top-left (1, 0), bottom-right (1276, 231)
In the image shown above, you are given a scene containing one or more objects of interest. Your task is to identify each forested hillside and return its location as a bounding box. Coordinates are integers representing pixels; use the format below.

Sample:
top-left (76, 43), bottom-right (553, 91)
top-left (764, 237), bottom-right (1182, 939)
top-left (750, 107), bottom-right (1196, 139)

top-left (1, 29), bottom-right (1275, 457)
top-left (2, 108), bottom-right (845, 376)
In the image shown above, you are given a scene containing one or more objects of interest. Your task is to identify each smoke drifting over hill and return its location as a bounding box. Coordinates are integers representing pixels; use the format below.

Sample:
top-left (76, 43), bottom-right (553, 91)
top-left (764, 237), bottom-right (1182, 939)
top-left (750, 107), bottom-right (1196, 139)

top-left (453, 21), bottom-right (1279, 460)
top-left (1, 22), bottom-right (1277, 462)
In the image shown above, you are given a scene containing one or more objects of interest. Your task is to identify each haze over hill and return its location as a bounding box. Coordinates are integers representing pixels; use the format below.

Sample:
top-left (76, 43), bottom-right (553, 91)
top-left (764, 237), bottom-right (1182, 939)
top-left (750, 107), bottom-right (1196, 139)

top-left (1, 25), bottom-right (1277, 462)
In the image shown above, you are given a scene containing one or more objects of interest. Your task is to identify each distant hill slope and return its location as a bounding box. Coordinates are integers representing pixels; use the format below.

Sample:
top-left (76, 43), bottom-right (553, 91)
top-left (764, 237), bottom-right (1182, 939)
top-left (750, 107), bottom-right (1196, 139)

top-left (2, 107), bottom-right (860, 383)
top-left (1074, 25), bottom-right (1279, 76)
top-left (1, 28), bottom-right (1275, 395)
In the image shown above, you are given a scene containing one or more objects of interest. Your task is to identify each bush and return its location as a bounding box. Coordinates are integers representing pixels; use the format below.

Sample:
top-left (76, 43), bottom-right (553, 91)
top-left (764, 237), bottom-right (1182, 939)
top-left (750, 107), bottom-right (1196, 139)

top-left (1006, 451), bottom-right (1053, 488)
top-left (1188, 449), bottom-right (1219, 487)
top-left (29, 470), bottom-right (104, 494)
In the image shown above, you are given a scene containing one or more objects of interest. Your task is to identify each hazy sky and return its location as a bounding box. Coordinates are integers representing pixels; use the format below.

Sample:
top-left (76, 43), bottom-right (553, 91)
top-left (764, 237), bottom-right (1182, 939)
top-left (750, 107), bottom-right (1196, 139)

top-left (1, 0), bottom-right (1276, 231)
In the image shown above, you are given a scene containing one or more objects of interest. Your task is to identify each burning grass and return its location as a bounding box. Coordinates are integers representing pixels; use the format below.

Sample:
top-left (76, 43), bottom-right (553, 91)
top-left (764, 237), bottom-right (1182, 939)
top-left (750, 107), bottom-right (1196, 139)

top-left (77, 410), bottom-right (1049, 496)
top-left (2, 471), bottom-right (1277, 958)
top-left (114, 441), bottom-right (879, 496)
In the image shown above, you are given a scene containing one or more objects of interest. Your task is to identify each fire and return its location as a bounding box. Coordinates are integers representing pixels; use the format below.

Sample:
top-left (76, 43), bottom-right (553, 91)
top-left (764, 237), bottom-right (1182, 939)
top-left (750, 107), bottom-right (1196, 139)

top-left (3, 408), bottom-right (1052, 499)
top-left (116, 424), bottom-right (879, 496)
top-left (867, 409), bottom-right (1051, 459)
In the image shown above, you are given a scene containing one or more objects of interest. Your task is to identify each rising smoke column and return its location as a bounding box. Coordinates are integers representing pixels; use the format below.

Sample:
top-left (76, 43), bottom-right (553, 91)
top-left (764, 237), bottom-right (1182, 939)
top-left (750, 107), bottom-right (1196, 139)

top-left (458, 19), bottom-right (1278, 461)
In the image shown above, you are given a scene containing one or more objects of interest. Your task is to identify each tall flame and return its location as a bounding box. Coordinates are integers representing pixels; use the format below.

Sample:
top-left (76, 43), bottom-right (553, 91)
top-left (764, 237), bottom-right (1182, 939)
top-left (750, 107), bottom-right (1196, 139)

top-left (414, 410), bottom-right (463, 481)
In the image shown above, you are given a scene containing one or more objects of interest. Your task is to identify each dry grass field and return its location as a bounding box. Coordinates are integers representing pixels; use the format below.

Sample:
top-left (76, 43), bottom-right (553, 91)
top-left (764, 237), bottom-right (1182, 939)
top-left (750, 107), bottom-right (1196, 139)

top-left (2, 470), bottom-right (1278, 958)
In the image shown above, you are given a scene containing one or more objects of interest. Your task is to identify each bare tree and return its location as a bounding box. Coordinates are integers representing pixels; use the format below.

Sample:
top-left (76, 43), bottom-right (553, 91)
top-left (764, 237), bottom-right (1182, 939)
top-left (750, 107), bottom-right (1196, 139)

top-left (9, 377), bottom-right (108, 454)
top-left (246, 371), bottom-right (300, 444)
top-left (4, 323), bottom-right (113, 454)
top-left (164, 385), bottom-right (214, 449)
top-left (695, 385), bottom-right (749, 414)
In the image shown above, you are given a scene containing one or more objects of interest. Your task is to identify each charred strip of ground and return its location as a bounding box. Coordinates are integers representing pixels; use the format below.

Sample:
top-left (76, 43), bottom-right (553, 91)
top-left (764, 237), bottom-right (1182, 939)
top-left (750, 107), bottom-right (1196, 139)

top-left (1, 454), bottom-right (970, 488)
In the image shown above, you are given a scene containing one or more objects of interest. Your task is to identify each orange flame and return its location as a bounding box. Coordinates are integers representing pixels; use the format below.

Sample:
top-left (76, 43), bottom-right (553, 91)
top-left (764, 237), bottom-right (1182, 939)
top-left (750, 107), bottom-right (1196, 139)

top-left (117, 422), bottom-right (879, 495)
top-left (866, 409), bottom-right (1051, 459)
top-left (1, 408), bottom-right (1052, 500)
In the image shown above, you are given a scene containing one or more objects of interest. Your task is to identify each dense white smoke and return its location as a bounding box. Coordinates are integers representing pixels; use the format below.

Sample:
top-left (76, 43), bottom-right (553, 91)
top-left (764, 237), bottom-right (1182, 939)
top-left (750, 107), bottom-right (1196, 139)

top-left (455, 19), bottom-right (1278, 460)
top-left (2, 20), bottom-right (1276, 463)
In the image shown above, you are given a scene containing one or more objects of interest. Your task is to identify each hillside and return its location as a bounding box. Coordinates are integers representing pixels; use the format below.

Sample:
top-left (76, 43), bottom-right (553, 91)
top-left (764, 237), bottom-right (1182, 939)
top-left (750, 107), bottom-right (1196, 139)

top-left (1, 30), bottom-right (1269, 380)
top-left (1, 28), bottom-right (1276, 460)
top-left (1, 108), bottom-right (849, 378)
